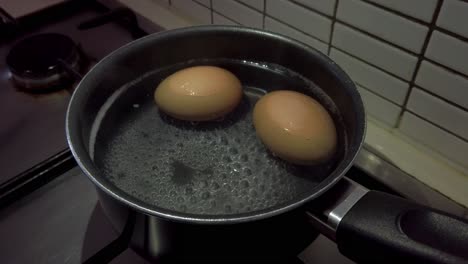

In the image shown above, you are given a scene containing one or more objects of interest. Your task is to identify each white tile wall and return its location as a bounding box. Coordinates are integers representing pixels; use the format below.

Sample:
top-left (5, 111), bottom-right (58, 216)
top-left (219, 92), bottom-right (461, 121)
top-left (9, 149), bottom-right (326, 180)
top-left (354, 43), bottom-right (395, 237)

top-left (407, 88), bottom-right (468, 140)
top-left (332, 23), bottom-right (418, 80)
top-left (337, 0), bottom-right (428, 53)
top-left (368, 0), bottom-right (438, 22)
top-left (330, 48), bottom-right (408, 104)
top-left (238, 0), bottom-right (264, 11)
top-left (171, 0), bottom-right (211, 24)
top-left (264, 17), bottom-right (328, 54)
top-left (357, 86), bottom-right (401, 126)
top-left (294, 0), bottom-right (336, 16)
top-left (399, 112), bottom-right (468, 169)
top-left (266, 0), bottom-right (332, 42)
top-left (437, 0), bottom-right (468, 38)
top-left (415, 60), bottom-right (468, 110)
top-left (213, 0), bottom-right (263, 28)
top-left (426, 31), bottom-right (468, 77)
top-left (213, 13), bottom-right (239, 26)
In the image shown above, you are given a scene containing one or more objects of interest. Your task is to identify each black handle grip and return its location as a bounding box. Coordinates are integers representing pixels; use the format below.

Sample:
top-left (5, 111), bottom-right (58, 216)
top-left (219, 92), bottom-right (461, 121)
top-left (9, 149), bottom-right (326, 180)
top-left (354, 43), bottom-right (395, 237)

top-left (336, 191), bottom-right (468, 264)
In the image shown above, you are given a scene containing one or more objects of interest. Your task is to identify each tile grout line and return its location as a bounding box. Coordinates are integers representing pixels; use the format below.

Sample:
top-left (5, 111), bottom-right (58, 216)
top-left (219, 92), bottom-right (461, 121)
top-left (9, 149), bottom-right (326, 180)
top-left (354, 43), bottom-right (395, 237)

top-left (331, 46), bottom-right (409, 82)
top-left (359, 0), bottom-right (430, 25)
top-left (327, 0), bottom-right (340, 55)
top-left (212, 9), bottom-right (242, 25)
top-left (435, 25), bottom-right (468, 43)
top-left (413, 85), bottom-right (468, 113)
top-left (395, 0), bottom-right (444, 128)
top-left (233, 0), bottom-right (263, 13)
top-left (424, 57), bottom-right (468, 80)
top-left (357, 82), bottom-right (402, 106)
top-left (264, 14), bottom-right (329, 44)
top-left (334, 19), bottom-right (419, 56)
top-left (290, 0), bottom-right (333, 19)
top-left (262, 0), bottom-right (266, 29)
top-left (404, 110), bottom-right (468, 144)
top-left (209, 0), bottom-right (213, 24)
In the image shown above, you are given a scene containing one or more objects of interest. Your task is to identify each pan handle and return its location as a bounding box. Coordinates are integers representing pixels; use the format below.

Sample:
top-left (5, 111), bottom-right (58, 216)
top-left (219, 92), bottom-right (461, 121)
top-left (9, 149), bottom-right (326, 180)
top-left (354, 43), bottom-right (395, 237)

top-left (306, 178), bottom-right (468, 264)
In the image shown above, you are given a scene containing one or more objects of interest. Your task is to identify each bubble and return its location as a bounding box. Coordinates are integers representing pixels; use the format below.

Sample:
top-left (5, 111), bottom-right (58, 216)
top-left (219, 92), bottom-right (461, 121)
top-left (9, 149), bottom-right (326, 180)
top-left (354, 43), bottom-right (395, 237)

top-left (200, 180), bottom-right (208, 188)
top-left (240, 154), bottom-right (248, 162)
top-left (189, 196), bottom-right (197, 204)
top-left (201, 192), bottom-right (210, 199)
top-left (221, 136), bottom-right (228, 145)
top-left (229, 148), bottom-right (238, 155)
top-left (241, 180), bottom-right (250, 188)
top-left (210, 200), bottom-right (217, 208)
top-left (243, 168), bottom-right (252, 176)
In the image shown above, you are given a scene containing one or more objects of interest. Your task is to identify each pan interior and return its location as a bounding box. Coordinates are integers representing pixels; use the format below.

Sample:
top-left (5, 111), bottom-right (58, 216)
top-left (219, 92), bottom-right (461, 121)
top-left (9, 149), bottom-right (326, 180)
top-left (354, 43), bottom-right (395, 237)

top-left (91, 58), bottom-right (346, 216)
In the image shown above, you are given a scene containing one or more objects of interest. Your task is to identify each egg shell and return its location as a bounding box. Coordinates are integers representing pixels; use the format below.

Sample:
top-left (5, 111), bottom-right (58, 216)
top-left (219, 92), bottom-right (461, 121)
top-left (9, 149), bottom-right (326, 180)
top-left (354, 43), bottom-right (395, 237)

top-left (154, 66), bottom-right (243, 121)
top-left (253, 90), bottom-right (337, 165)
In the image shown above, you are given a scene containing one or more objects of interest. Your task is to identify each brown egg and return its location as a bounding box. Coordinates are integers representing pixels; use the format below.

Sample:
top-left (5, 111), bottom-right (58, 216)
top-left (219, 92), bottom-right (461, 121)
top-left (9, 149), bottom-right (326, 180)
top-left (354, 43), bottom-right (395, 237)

top-left (253, 90), bottom-right (337, 165)
top-left (154, 66), bottom-right (243, 121)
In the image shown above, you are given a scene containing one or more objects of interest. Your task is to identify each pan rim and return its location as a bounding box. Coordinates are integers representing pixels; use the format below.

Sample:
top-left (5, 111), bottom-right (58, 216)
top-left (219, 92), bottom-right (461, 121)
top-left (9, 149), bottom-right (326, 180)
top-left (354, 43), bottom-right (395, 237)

top-left (66, 25), bottom-right (366, 224)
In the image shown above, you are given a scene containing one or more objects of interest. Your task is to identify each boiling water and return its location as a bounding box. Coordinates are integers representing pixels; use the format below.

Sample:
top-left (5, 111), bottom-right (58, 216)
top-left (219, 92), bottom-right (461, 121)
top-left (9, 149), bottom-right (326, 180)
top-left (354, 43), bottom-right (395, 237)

top-left (92, 59), bottom-right (345, 216)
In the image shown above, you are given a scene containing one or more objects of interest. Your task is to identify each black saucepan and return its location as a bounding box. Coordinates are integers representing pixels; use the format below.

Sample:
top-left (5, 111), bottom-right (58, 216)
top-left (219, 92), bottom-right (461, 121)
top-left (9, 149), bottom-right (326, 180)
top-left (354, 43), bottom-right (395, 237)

top-left (67, 26), bottom-right (468, 263)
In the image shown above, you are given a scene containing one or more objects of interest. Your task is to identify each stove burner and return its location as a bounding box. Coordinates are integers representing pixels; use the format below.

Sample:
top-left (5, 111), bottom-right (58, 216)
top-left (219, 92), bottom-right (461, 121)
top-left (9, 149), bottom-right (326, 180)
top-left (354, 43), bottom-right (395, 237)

top-left (6, 33), bottom-right (82, 91)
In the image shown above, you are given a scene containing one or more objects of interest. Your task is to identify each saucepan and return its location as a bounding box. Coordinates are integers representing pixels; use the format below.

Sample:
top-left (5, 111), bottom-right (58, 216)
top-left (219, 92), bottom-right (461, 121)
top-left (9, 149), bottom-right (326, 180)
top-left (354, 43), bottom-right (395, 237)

top-left (66, 26), bottom-right (468, 263)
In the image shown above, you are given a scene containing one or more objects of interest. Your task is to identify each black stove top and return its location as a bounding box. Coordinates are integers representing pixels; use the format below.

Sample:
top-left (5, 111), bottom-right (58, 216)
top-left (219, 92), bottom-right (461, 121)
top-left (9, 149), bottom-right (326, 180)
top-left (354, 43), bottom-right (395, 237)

top-left (0, 167), bottom-right (149, 263)
top-left (0, 2), bottom-right (159, 262)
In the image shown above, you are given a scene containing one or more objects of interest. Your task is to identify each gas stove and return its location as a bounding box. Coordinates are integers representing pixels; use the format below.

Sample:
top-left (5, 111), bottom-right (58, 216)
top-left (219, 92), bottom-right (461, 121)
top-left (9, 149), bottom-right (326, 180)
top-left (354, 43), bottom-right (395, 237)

top-left (0, 2), bottom-right (157, 262)
top-left (0, 1), bottom-right (465, 264)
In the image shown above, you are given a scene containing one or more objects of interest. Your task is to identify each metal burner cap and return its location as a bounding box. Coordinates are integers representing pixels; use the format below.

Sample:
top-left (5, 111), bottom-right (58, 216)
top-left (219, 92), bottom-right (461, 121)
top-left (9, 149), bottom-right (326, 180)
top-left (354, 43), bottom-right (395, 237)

top-left (6, 33), bottom-right (81, 91)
